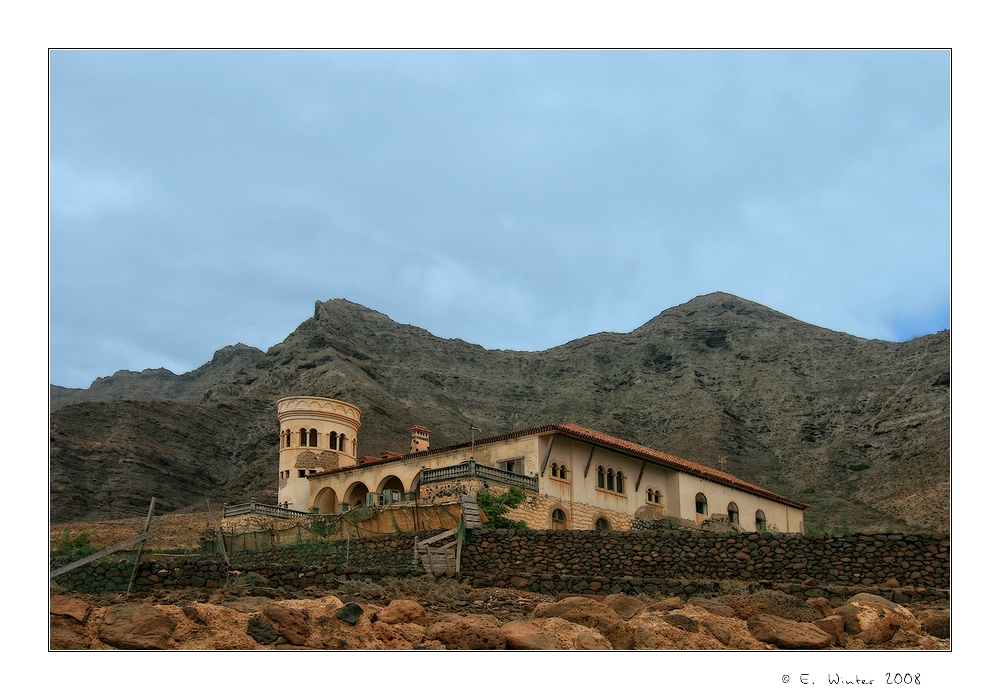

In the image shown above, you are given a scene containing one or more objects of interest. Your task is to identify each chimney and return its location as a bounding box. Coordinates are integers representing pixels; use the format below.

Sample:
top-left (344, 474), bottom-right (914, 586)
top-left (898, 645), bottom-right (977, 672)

top-left (410, 425), bottom-right (431, 453)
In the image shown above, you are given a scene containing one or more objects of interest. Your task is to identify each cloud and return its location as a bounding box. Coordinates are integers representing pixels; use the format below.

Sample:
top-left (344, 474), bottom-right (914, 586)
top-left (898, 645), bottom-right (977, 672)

top-left (48, 50), bottom-right (950, 388)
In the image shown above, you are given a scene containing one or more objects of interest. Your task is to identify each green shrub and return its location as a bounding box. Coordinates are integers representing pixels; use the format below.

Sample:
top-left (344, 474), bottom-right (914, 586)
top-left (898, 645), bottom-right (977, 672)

top-left (52, 529), bottom-right (100, 559)
top-left (476, 487), bottom-right (528, 530)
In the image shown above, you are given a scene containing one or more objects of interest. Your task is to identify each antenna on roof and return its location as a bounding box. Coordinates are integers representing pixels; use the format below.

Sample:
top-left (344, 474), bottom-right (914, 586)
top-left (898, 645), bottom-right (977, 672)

top-left (470, 425), bottom-right (481, 463)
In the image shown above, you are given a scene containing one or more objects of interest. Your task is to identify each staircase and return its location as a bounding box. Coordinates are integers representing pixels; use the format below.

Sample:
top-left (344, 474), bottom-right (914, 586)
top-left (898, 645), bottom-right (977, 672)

top-left (414, 496), bottom-right (482, 574)
top-left (460, 494), bottom-right (481, 527)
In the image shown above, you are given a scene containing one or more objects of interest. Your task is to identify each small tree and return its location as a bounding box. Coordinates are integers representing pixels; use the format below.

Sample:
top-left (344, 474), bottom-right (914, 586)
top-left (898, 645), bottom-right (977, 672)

top-left (476, 487), bottom-right (528, 529)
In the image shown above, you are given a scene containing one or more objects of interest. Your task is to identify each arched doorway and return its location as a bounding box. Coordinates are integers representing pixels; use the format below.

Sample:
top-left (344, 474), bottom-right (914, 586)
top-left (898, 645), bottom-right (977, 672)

top-left (313, 487), bottom-right (338, 515)
top-left (377, 475), bottom-right (406, 504)
top-left (551, 508), bottom-right (567, 530)
top-left (344, 482), bottom-right (370, 509)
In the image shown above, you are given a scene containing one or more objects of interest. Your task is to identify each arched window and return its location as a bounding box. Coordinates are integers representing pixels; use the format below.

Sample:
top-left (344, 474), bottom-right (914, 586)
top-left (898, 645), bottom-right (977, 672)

top-left (352, 438), bottom-right (357, 456)
top-left (559, 464), bottom-right (566, 479)
top-left (756, 510), bottom-right (767, 531)
top-left (646, 488), bottom-right (653, 502)
top-left (615, 471), bottom-right (624, 493)
top-left (597, 466), bottom-right (605, 489)
top-left (654, 490), bottom-right (661, 504)
top-left (329, 432), bottom-right (337, 449)
top-left (551, 462), bottom-right (559, 477)
top-left (595, 517), bottom-right (611, 531)
top-left (696, 493), bottom-right (708, 515)
top-left (728, 502), bottom-right (739, 524)
top-left (339, 433), bottom-right (346, 451)
top-left (309, 429), bottom-right (318, 447)
top-left (551, 508), bottom-right (567, 530)
top-left (299, 428), bottom-right (308, 446)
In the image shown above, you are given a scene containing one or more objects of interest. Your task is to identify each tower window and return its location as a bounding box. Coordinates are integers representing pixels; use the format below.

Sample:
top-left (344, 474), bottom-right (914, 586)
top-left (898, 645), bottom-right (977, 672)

top-left (309, 429), bottom-right (318, 447)
top-left (299, 428), bottom-right (307, 446)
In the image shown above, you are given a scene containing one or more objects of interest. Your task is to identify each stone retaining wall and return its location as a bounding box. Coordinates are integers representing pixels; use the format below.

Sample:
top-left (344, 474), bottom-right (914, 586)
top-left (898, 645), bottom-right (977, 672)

top-left (461, 529), bottom-right (950, 589)
top-left (51, 529), bottom-right (949, 606)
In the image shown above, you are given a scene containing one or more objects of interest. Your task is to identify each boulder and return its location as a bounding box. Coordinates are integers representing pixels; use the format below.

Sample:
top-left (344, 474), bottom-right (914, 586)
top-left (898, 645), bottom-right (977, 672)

top-left (99, 604), bottom-right (177, 650)
top-left (688, 597), bottom-right (737, 617)
top-left (376, 599), bottom-right (428, 626)
top-left (181, 605), bottom-right (207, 626)
top-left (424, 614), bottom-right (506, 649)
top-left (247, 616), bottom-right (279, 645)
top-left (573, 629), bottom-right (613, 649)
top-left (50, 595), bottom-right (90, 623)
top-left (916, 608), bottom-right (950, 639)
top-left (373, 620), bottom-right (414, 649)
top-left (660, 613), bottom-right (699, 633)
top-left (807, 597), bottom-right (834, 617)
top-left (702, 619), bottom-right (731, 645)
top-left (501, 620), bottom-right (562, 650)
top-left (833, 593), bottom-right (920, 645)
top-left (392, 622), bottom-right (428, 644)
top-left (264, 603), bottom-right (310, 645)
top-left (336, 602), bottom-right (365, 625)
top-left (812, 615), bottom-right (847, 647)
top-left (645, 597), bottom-right (686, 613)
top-left (720, 590), bottom-right (822, 622)
top-left (531, 596), bottom-right (633, 649)
top-left (50, 615), bottom-right (91, 649)
top-left (628, 611), bottom-right (728, 650)
top-left (533, 616), bottom-right (612, 650)
top-left (747, 614), bottom-right (833, 649)
top-left (603, 593), bottom-right (646, 620)
top-left (309, 599), bottom-right (384, 650)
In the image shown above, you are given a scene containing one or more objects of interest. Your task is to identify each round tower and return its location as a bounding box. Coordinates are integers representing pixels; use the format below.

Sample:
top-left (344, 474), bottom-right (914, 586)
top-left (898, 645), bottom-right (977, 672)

top-left (276, 396), bottom-right (362, 512)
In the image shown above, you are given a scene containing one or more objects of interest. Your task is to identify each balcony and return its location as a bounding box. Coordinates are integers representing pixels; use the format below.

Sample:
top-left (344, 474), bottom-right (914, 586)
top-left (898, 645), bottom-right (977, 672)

top-left (420, 460), bottom-right (539, 491)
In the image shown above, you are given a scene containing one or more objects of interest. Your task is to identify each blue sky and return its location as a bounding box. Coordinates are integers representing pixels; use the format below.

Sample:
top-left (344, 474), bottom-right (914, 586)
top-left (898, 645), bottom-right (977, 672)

top-left (49, 50), bottom-right (950, 389)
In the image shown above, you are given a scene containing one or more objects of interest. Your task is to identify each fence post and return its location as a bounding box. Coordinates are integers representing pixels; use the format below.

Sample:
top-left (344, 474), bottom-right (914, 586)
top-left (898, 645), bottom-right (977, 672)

top-left (207, 500), bottom-right (230, 566)
top-left (127, 497), bottom-right (157, 594)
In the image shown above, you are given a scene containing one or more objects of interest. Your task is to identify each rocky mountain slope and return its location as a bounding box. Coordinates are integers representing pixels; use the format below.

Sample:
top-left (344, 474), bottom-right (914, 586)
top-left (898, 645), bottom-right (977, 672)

top-left (50, 343), bottom-right (264, 412)
top-left (49, 293), bottom-right (950, 531)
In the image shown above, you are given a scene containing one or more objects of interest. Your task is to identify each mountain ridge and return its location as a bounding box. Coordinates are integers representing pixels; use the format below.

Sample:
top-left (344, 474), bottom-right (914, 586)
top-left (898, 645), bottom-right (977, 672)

top-left (49, 293), bottom-right (950, 532)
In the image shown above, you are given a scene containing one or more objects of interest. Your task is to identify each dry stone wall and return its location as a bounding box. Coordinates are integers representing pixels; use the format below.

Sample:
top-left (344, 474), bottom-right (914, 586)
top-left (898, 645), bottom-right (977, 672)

top-left (51, 529), bottom-right (948, 607)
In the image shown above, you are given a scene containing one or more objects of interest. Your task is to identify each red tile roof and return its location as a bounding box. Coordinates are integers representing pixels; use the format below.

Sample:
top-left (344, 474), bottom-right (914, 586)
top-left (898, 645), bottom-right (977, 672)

top-left (329, 423), bottom-right (808, 509)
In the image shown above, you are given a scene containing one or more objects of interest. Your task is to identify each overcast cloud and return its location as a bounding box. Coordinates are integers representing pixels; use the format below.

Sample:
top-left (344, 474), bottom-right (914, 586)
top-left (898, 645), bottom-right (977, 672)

top-left (49, 50), bottom-right (950, 389)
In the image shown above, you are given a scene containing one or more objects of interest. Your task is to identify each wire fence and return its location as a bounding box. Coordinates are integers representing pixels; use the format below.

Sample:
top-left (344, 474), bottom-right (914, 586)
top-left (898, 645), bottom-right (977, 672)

top-left (209, 503), bottom-right (468, 556)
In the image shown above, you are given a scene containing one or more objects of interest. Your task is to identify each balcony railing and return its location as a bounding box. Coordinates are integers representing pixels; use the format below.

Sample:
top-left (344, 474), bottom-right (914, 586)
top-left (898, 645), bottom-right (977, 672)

top-left (420, 460), bottom-right (539, 491)
top-left (222, 500), bottom-right (312, 519)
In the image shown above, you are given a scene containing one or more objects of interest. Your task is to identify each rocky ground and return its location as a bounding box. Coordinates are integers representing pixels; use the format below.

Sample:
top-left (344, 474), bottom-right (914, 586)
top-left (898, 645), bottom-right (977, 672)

top-left (49, 513), bottom-right (950, 650)
top-left (49, 577), bottom-right (950, 650)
